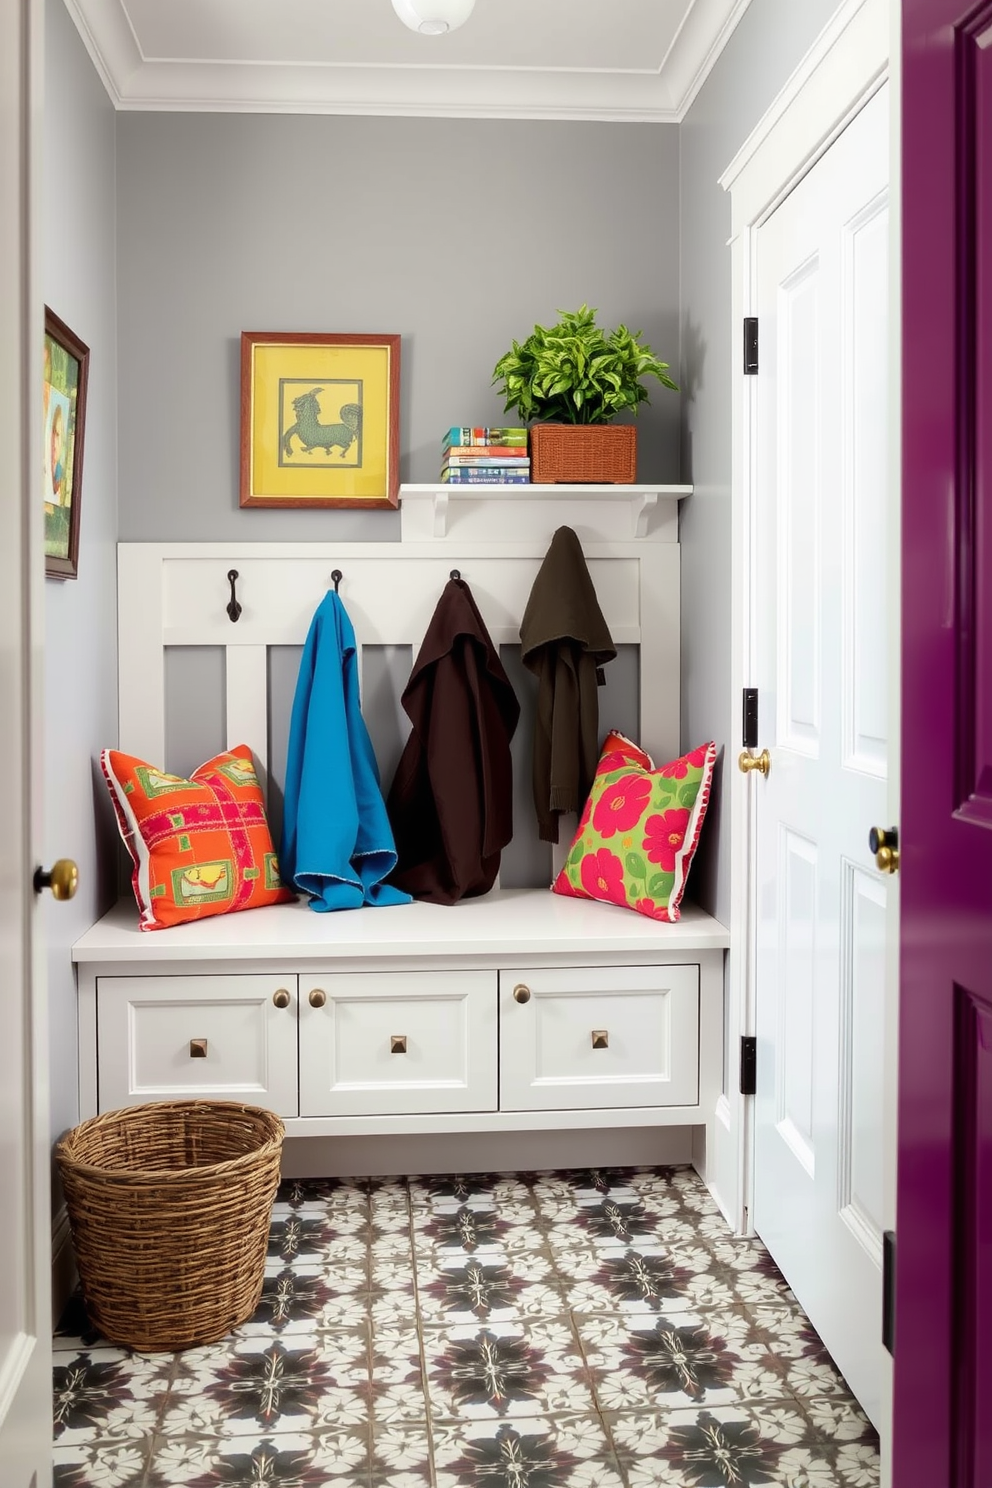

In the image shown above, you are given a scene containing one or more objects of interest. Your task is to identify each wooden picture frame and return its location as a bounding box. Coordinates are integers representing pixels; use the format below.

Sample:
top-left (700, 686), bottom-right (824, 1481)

top-left (44, 307), bottom-right (89, 579)
top-left (240, 332), bottom-right (400, 509)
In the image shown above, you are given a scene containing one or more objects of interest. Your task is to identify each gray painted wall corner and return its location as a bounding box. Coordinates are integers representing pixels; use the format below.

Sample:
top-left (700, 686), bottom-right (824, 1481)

top-left (678, 0), bottom-right (843, 925)
top-left (44, 0), bottom-right (119, 1187)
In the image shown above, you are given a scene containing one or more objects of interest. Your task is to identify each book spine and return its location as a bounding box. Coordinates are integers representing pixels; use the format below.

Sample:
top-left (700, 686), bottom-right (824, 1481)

top-left (444, 455), bottom-right (531, 467)
top-left (444, 448), bottom-right (531, 463)
top-left (440, 472), bottom-right (531, 484)
top-left (443, 427), bottom-right (528, 448)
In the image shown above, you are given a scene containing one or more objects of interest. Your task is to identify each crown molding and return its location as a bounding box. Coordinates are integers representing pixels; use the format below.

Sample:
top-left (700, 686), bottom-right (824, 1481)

top-left (63, 0), bottom-right (752, 123)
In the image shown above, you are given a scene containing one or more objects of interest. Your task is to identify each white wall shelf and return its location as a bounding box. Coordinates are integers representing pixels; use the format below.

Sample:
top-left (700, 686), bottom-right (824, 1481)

top-left (399, 483), bottom-right (693, 541)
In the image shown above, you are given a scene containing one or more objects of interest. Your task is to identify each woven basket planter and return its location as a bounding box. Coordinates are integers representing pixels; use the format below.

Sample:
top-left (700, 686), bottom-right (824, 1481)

top-left (529, 423), bottom-right (637, 484)
top-left (56, 1099), bottom-right (284, 1352)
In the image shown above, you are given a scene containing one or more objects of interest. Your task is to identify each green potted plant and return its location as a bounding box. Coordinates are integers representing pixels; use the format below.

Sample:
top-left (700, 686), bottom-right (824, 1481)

top-left (491, 304), bottom-right (678, 483)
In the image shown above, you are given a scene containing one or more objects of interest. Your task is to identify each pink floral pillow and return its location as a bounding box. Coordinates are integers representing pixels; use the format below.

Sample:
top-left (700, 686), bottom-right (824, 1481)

top-left (552, 731), bottom-right (716, 922)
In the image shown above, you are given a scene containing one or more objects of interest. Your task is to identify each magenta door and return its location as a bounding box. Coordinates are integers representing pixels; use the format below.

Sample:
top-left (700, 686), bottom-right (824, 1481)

top-left (897, 3), bottom-right (992, 1484)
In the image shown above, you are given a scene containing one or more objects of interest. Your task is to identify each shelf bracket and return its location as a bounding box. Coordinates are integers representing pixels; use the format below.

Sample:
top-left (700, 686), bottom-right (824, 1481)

top-left (432, 490), bottom-right (449, 539)
top-left (633, 490), bottom-right (658, 538)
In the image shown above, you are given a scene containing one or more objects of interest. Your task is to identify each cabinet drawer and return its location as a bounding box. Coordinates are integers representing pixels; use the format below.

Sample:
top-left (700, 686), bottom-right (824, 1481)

top-left (499, 965), bottom-right (699, 1111)
top-left (96, 975), bottom-right (299, 1117)
top-left (299, 971), bottom-right (497, 1117)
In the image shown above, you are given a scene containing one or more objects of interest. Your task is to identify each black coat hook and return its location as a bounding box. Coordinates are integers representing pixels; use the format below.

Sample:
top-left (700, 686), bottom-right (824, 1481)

top-left (226, 569), bottom-right (242, 623)
top-left (450, 569), bottom-right (461, 580)
top-left (332, 569), bottom-right (343, 593)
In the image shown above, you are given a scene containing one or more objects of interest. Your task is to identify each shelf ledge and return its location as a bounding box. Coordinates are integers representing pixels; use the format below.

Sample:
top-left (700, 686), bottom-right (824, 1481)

top-left (400, 483), bottom-right (692, 541)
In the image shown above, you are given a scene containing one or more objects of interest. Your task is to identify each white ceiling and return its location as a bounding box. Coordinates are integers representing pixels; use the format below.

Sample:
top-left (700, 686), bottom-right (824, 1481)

top-left (64, 0), bottom-right (752, 121)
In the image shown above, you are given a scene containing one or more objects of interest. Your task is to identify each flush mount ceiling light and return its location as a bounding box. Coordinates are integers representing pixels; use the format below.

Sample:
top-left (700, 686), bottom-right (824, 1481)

top-left (391, 0), bottom-right (476, 35)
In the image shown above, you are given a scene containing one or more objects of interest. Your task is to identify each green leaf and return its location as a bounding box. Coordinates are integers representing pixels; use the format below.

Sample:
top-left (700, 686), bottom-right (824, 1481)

top-left (648, 871), bottom-right (676, 898)
top-left (679, 782), bottom-right (700, 807)
top-left (491, 306), bottom-right (679, 421)
top-left (626, 852), bottom-right (648, 879)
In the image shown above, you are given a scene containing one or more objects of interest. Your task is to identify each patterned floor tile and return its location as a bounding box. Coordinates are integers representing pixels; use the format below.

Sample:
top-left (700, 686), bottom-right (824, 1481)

top-left (433, 1412), bottom-right (624, 1488)
top-left (371, 1417), bottom-right (432, 1476)
top-left (555, 1244), bottom-right (736, 1317)
top-left (576, 1308), bottom-right (788, 1413)
top-left (54, 1165), bottom-right (878, 1487)
top-left (545, 1197), bottom-right (673, 1253)
top-left (146, 1430), bottom-right (370, 1486)
top-left (606, 1402), bottom-right (852, 1487)
top-left (422, 1315), bottom-right (594, 1421)
top-left (54, 1438), bottom-right (152, 1487)
top-left (409, 1172), bottom-right (535, 1209)
top-left (53, 1349), bottom-right (172, 1445)
top-left (417, 1252), bottom-right (567, 1324)
top-left (413, 1204), bottom-right (539, 1258)
top-left (157, 1329), bottom-right (370, 1438)
top-left (233, 1266), bottom-right (371, 1337)
top-left (370, 1324), bottom-right (429, 1426)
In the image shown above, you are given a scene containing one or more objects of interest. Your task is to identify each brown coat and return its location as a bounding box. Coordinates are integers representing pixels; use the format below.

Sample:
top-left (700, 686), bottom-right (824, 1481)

top-left (519, 526), bottom-right (616, 842)
top-left (387, 578), bottom-right (520, 904)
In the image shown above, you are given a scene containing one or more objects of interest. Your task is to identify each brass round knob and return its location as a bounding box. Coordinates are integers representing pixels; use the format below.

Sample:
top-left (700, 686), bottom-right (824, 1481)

top-left (738, 749), bottom-right (770, 777)
top-left (869, 826), bottom-right (900, 875)
top-left (33, 859), bottom-right (79, 901)
top-left (513, 984), bottom-right (531, 1004)
top-left (309, 988), bottom-right (327, 1009)
top-left (272, 988), bottom-right (291, 1009)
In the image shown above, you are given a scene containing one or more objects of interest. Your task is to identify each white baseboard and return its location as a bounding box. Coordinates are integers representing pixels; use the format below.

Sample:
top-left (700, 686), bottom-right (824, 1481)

top-left (52, 1204), bottom-right (77, 1325)
top-left (279, 1124), bottom-right (695, 1179)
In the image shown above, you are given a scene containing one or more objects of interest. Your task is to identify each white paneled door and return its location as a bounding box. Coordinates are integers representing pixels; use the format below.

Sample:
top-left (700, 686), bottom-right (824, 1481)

top-left (0, 1), bottom-right (51, 1485)
top-left (751, 84), bottom-right (890, 1428)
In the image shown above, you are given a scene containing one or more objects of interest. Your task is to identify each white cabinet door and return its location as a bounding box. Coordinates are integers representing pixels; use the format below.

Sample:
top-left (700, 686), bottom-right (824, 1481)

top-left (300, 971), bottom-right (497, 1117)
top-left (752, 84), bottom-right (890, 1428)
top-left (97, 975), bottom-right (300, 1117)
top-left (499, 965), bottom-right (699, 1112)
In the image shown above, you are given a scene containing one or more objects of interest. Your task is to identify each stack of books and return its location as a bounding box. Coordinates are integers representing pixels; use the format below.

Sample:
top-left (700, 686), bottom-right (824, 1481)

top-left (441, 427), bottom-right (531, 484)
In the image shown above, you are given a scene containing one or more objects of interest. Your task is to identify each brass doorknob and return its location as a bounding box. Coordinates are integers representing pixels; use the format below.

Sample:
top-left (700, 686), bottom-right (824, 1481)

top-left (513, 984), bottom-right (531, 1004)
top-left (738, 750), bottom-right (770, 777)
top-left (272, 988), bottom-right (291, 1009)
top-left (869, 826), bottom-right (900, 874)
top-left (309, 988), bottom-right (327, 1008)
top-left (33, 859), bottom-right (79, 900)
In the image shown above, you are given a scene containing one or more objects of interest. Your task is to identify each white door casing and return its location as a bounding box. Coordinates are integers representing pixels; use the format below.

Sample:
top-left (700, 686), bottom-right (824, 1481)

top-left (0, 0), bottom-right (51, 1483)
top-left (751, 84), bottom-right (890, 1429)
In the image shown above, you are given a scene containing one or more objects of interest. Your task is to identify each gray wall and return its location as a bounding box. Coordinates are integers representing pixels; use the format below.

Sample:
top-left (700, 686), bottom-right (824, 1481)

top-left (44, 0), bottom-right (119, 1162)
top-left (115, 113), bottom-right (681, 542)
top-left (678, 0), bottom-right (841, 923)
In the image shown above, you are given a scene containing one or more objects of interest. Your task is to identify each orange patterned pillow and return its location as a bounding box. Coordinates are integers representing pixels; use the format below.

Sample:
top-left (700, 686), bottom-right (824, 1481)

top-left (101, 745), bottom-right (294, 930)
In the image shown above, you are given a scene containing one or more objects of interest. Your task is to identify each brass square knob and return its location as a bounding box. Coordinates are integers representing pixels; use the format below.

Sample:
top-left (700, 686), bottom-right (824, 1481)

top-left (189, 1038), bottom-right (208, 1058)
top-left (591, 1030), bottom-right (609, 1050)
top-left (390, 1035), bottom-right (408, 1055)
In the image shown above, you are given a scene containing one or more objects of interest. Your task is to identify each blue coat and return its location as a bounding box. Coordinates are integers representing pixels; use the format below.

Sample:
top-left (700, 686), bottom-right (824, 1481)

top-left (280, 591), bottom-right (410, 911)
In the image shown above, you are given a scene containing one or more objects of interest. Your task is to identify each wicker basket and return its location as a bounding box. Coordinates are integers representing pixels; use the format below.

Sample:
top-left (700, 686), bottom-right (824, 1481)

top-left (56, 1099), bottom-right (284, 1352)
top-left (529, 423), bottom-right (637, 484)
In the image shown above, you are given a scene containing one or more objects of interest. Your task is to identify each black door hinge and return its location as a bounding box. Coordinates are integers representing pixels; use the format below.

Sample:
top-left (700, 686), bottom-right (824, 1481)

top-left (744, 317), bottom-right (759, 375)
top-left (882, 1230), bottom-right (896, 1354)
top-left (743, 688), bottom-right (759, 750)
top-left (740, 1036), bottom-right (757, 1096)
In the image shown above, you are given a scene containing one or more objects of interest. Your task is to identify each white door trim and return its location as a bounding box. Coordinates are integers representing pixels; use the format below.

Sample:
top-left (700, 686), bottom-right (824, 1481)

top-left (720, 0), bottom-right (889, 230)
top-left (719, 0), bottom-right (890, 1237)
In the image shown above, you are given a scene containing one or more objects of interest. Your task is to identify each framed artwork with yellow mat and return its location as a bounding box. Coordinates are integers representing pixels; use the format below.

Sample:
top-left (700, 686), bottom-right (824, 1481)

top-left (240, 331), bottom-right (400, 509)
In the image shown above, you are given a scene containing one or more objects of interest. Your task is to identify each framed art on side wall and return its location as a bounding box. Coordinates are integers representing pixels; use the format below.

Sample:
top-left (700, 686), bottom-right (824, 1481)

top-left (44, 307), bottom-right (89, 579)
top-left (240, 332), bottom-right (400, 509)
